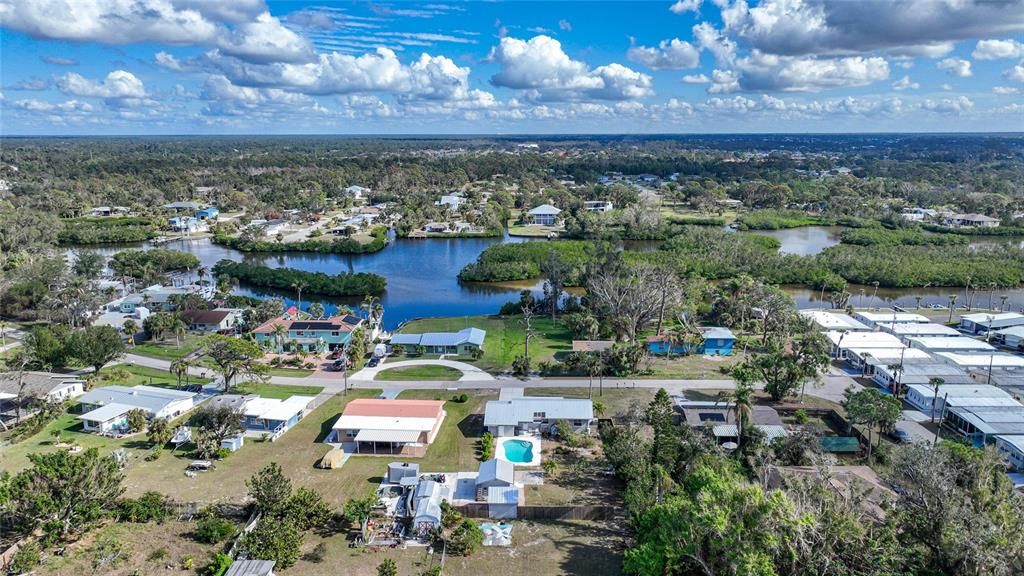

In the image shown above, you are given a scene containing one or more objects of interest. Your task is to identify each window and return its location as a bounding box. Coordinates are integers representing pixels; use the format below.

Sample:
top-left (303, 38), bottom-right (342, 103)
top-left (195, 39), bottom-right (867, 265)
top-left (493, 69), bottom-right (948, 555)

top-left (573, 420), bottom-right (582, 426)
top-left (346, 431), bottom-right (355, 438)
top-left (296, 330), bottom-right (305, 336)
top-left (331, 331), bottom-right (340, 336)
top-left (532, 412), bottom-right (546, 419)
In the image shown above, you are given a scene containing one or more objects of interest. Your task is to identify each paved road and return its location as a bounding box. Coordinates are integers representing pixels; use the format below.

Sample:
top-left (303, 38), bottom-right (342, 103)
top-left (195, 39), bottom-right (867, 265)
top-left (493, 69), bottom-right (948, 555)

top-left (119, 353), bottom-right (861, 402)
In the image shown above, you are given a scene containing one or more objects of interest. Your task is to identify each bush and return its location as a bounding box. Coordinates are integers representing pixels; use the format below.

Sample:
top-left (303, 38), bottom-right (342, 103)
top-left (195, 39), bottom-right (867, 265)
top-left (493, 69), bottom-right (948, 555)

top-left (215, 447), bottom-right (231, 460)
top-left (211, 260), bottom-right (386, 296)
top-left (193, 515), bottom-right (237, 544)
top-left (147, 547), bottom-right (169, 562)
top-left (116, 491), bottom-right (172, 523)
top-left (452, 393), bottom-right (469, 403)
top-left (10, 541), bottom-right (41, 574)
top-left (794, 409), bottom-right (809, 425)
top-left (479, 432), bottom-right (494, 461)
top-left (200, 553), bottom-right (234, 576)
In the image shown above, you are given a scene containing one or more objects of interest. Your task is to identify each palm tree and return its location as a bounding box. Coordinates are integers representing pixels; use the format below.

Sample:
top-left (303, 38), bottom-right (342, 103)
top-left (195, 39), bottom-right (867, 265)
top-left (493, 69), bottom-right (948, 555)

top-left (308, 302), bottom-right (325, 320)
top-left (929, 377), bottom-right (945, 424)
top-left (886, 363), bottom-right (904, 397)
top-left (197, 265), bottom-right (208, 287)
top-left (169, 358), bottom-right (190, 388)
top-left (291, 281), bottom-right (307, 317)
top-left (870, 281), bottom-right (880, 305)
top-left (592, 399), bottom-right (607, 419)
top-left (271, 323), bottom-right (289, 353)
top-left (121, 319), bottom-right (138, 347)
top-left (947, 294), bottom-right (958, 323)
top-left (171, 316), bottom-right (188, 348)
top-left (719, 365), bottom-right (755, 450)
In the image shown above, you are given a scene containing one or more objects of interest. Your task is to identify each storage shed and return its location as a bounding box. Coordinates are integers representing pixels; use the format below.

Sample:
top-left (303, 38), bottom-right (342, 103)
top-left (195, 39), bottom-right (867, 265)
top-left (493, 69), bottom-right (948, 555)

top-left (487, 486), bottom-right (519, 519)
top-left (387, 461), bottom-right (420, 483)
top-left (476, 458), bottom-right (514, 492)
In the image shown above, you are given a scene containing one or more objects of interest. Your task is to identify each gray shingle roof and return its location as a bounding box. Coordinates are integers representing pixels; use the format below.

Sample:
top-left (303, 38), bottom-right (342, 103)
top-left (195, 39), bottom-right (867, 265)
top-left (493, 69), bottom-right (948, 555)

top-left (77, 385), bottom-right (194, 413)
top-left (0, 371), bottom-right (85, 397)
top-left (484, 397), bottom-right (593, 427)
top-left (392, 328), bottom-right (485, 347)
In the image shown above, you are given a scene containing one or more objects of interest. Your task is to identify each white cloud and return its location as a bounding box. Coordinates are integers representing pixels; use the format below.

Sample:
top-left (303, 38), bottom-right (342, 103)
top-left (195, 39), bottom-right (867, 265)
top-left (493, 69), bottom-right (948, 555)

top-left (627, 38), bottom-right (700, 70)
top-left (7, 77), bottom-right (49, 91)
top-left (56, 70), bottom-right (147, 98)
top-left (707, 69), bottom-right (740, 93)
top-left (14, 98), bottom-right (95, 113)
top-left (993, 86), bottom-right (1022, 95)
top-left (682, 74), bottom-right (710, 84)
top-left (692, 22), bottom-right (736, 65)
top-left (937, 57), bottom-right (972, 77)
top-left (41, 55), bottom-right (79, 66)
top-left (730, 51), bottom-right (890, 92)
top-left (0, 0), bottom-right (314, 65)
top-left (719, 0), bottom-right (1024, 57)
top-left (155, 51), bottom-right (190, 72)
top-left (559, 19), bottom-right (572, 32)
top-left (669, 0), bottom-right (702, 14)
top-left (489, 35), bottom-right (652, 100)
top-left (1005, 62), bottom-right (1024, 82)
top-left (941, 83), bottom-right (953, 90)
top-left (701, 94), bottom-right (904, 117)
top-left (891, 75), bottom-right (919, 91)
top-left (921, 96), bottom-right (974, 114)
top-left (973, 39), bottom-right (1024, 60)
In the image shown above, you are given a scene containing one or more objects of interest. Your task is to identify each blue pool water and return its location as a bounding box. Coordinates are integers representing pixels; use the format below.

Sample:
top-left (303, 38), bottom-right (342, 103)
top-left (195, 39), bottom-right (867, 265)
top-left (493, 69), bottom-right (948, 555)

top-left (502, 439), bottom-right (534, 463)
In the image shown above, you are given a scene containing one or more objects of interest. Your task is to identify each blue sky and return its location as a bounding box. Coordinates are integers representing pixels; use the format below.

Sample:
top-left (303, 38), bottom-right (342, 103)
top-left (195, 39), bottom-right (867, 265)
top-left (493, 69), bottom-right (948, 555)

top-left (1, 0), bottom-right (1022, 134)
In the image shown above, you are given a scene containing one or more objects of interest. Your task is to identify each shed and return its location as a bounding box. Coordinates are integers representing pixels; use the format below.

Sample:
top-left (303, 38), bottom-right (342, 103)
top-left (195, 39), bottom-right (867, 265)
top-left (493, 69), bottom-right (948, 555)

top-left (224, 560), bottom-right (276, 576)
top-left (387, 461), bottom-right (420, 483)
top-left (220, 435), bottom-right (244, 453)
top-left (487, 486), bottom-right (519, 519)
top-left (476, 458), bottom-right (514, 490)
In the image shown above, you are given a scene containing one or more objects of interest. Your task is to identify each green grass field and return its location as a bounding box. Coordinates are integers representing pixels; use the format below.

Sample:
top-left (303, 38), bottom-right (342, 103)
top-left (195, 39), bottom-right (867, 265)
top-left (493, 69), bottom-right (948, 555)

top-left (397, 315), bottom-right (572, 373)
top-left (96, 364), bottom-right (212, 389)
top-left (232, 382), bottom-right (324, 399)
top-left (374, 365), bottom-right (462, 381)
top-left (129, 333), bottom-right (205, 361)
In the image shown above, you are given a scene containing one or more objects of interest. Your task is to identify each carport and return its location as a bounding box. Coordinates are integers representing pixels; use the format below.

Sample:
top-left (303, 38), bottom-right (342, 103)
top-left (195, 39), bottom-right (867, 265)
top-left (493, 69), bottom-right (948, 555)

top-left (354, 429), bottom-right (421, 454)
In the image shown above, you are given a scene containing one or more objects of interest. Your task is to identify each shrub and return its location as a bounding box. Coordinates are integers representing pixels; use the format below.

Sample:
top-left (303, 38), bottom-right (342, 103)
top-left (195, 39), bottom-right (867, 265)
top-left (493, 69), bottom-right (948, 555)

top-left (193, 515), bottom-right (237, 544)
top-left (452, 393), bottom-right (469, 403)
top-left (182, 555), bottom-right (195, 570)
top-left (148, 547), bottom-right (169, 562)
top-left (200, 553), bottom-right (234, 576)
top-left (10, 541), bottom-right (41, 574)
top-left (794, 409), bottom-right (809, 425)
top-left (116, 491), bottom-right (172, 523)
top-left (478, 432), bottom-right (495, 461)
top-left (215, 447), bottom-right (231, 460)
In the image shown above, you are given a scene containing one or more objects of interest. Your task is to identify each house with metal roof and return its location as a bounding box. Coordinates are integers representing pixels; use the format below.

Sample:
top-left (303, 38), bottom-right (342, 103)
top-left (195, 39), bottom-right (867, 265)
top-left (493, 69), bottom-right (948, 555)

top-left (959, 312), bottom-right (1024, 335)
top-left (935, 352), bottom-right (1024, 371)
top-left (483, 396), bottom-right (593, 436)
top-left (905, 384), bottom-right (1016, 418)
top-left (390, 327), bottom-right (486, 355)
top-left (852, 311), bottom-right (930, 328)
top-left (476, 458), bottom-right (515, 493)
top-left (252, 315), bottom-right (363, 353)
top-left (872, 363), bottom-right (972, 389)
top-left (907, 336), bottom-right (996, 354)
top-left (646, 327), bottom-right (735, 356)
top-left (944, 405), bottom-right (1024, 446)
top-left (799, 310), bottom-right (872, 332)
top-left (330, 399), bottom-right (447, 455)
top-left (993, 325), bottom-right (1024, 350)
top-left (526, 204), bottom-right (562, 226)
top-left (162, 201), bottom-right (204, 211)
top-left (995, 435), bottom-right (1024, 471)
top-left (76, 385), bottom-right (196, 433)
top-left (241, 395), bottom-right (316, 441)
top-left (224, 560), bottom-right (276, 576)
top-left (713, 424), bottom-right (788, 446)
top-left (877, 322), bottom-right (961, 340)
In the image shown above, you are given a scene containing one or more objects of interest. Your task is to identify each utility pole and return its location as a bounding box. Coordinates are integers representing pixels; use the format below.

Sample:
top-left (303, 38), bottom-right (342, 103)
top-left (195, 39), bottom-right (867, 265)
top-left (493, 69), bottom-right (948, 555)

top-left (933, 392), bottom-right (948, 444)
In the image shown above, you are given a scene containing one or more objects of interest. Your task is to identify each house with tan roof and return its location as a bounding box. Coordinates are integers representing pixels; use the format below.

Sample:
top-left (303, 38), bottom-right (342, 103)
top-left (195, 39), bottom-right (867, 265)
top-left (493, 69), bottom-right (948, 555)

top-left (329, 398), bottom-right (446, 455)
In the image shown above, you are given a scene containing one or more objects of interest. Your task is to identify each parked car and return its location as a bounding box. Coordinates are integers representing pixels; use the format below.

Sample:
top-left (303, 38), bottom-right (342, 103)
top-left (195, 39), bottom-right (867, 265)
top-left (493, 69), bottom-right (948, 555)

top-left (331, 359), bottom-right (346, 371)
top-left (327, 350), bottom-right (342, 360)
top-left (367, 357), bottom-right (380, 368)
top-left (894, 427), bottom-right (913, 443)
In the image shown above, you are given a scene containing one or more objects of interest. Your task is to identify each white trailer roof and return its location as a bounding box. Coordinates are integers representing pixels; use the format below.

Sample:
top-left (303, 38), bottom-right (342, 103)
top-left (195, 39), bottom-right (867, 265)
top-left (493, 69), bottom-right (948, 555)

top-left (878, 323), bottom-right (961, 338)
top-left (936, 352), bottom-right (1024, 369)
top-left (907, 336), bottom-right (995, 353)
top-left (827, 331), bottom-right (905, 349)
top-left (799, 310), bottom-right (871, 331)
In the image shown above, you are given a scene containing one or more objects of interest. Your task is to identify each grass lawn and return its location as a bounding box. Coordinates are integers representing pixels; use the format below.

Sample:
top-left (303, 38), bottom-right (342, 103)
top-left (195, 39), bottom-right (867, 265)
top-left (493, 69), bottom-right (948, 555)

top-left (129, 333), bottom-right (205, 361)
top-left (33, 519), bottom-right (225, 576)
top-left (0, 411), bottom-right (151, 474)
top-left (507, 217), bottom-right (564, 237)
top-left (525, 387), bottom-right (657, 420)
top-left (375, 365), bottom-right (462, 381)
top-left (398, 315), bottom-right (573, 373)
top-left (265, 366), bottom-right (316, 377)
top-left (122, 389), bottom-right (378, 505)
top-left (639, 353), bottom-right (740, 379)
top-left (289, 519), bottom-right (624, 576)
top-left (97, 364), bottom-right (212, 389)
top-left (233, 382), bottom-right (324, 399)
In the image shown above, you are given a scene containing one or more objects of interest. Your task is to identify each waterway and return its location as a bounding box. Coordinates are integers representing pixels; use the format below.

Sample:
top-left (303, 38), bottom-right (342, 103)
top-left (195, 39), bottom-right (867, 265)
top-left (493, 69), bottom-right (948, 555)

top-left (78, 226), bottom-right (1024, 328)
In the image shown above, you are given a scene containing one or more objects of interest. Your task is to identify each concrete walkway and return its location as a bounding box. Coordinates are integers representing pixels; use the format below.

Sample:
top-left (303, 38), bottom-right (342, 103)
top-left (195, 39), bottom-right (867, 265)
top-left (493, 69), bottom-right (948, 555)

top-left (349, 359), bottom-right (495, 382)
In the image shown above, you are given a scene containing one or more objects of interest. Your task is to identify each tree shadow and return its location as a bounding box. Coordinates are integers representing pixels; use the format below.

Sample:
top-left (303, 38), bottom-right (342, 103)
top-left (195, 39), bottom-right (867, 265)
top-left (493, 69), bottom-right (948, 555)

top-left (457, 413), bottom-right (484, 439)
top-left (314, 412), bottom-right (340, 443)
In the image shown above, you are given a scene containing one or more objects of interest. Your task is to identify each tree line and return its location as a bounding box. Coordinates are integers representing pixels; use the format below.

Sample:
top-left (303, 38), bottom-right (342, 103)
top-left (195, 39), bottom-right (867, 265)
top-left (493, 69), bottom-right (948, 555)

top-left (212, 260), bottom-right (386, 297)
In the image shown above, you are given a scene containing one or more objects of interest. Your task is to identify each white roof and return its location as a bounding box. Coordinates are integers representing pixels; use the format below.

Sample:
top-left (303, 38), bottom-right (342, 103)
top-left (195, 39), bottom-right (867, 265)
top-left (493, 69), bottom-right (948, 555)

top-left (907, 383), bottom-right (1013, 401)
top-left (78, 403), bottom-right (133, 422)
top-left (995, 326), bottom-right (1024, 338)
top-left (846, 347), bottom-right (933, 364)
top-left (355, 429), bottom-right (422, 443)
top-left (243, 396), bottom-right (314, 421)
top-left (799, 310), bottom-right (871, 331)
top-left (527, 204), bottom-right (561, 215)
top-left (996, 435), bottom-right (1024, 453)
top-left (854, 311), bottom-right (930, 324)
top-left (878, 323), bottom-right (960, 338)
top-left (332, 414), bottom-right (439, 433)
top-left (936, 352), bottom-right (1024, 369)
top-left (827, 331), bottom-right (905, 349)
top-left (484, 396), bottom-right (593, 427)
top-left (907, 336), bottom-right (995, 352)
top-left (960, 312), bottom-right (1024, 325)
top-left (78, 385), bottom-right (194, 414)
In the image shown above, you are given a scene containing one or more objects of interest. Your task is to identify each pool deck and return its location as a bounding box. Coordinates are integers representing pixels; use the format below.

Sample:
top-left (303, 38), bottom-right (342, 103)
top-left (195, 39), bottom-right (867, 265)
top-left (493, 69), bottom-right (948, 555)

top-left (496, 435), bottom-right (542, 467)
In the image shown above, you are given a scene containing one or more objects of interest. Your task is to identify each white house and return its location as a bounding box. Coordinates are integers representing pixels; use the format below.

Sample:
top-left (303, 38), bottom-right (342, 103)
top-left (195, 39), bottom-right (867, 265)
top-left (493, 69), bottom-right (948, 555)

top-left (943, 213), bottom-right (1000, 228)
top-left (483, 396), bottom-right (593, 436)
top-left (0, 371), bottom-right (86, 403)
top-left (799, 310), bottom-right (872, 332)
top-left (872, 362), bottom-right (972, 389)
top-left (995, 435), bottom-right (1024, 471)
top-left (76, 385), bottom-right (196, 433)
top-left (436, 194), bottom-right (465, 211)
top-left (345, 185), bottom-right (369, 199)
top-left (852, 311), bottom-right (930, 328)
top-left (935, 352), bottom-right (1024, 371)
top-left (583, 200), bottom-right (614, 212)
top-left (826, 331), bottom-right (905, 360)
top-left (845, 347), bottom-right (933, 374)
top-left (877, 322), bottom-right (961, 340)
top-left (959, 312), bottom-right (1024, 335)
top-left (526, 204), bottom-right (562, 226)
top-left (993, 326), bottom-right (1024, 350)
top-left (179, 308), bottom-right (243, 333)
top-left (944, 405), bottom-right (1024, 445)
top-left (906, 336), bottom-right (996, 354)
top-left (905, 384), bottom-right (1017, 418)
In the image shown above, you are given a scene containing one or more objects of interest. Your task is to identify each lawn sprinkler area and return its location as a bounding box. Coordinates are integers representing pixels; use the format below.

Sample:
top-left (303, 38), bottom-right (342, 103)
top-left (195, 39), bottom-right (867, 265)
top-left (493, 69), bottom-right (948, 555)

top-left (496, 436), bottom-right (541, 466)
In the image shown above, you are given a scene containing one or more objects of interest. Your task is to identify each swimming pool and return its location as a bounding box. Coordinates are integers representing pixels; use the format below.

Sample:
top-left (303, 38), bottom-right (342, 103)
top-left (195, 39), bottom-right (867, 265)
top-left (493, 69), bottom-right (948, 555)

top-left (502, 439), bottom-right (534, 463)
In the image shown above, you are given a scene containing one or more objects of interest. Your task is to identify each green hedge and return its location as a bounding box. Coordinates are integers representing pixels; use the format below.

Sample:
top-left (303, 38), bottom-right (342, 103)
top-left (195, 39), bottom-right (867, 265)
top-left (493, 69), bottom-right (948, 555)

top-left (59, 216), bottom-right (160, 244)
top-left (212, 260), bottom-right (386, 296)
top-left (458, 240), bottom-right (595, 284)
top-left (839, 228), bottom-right (969, 246)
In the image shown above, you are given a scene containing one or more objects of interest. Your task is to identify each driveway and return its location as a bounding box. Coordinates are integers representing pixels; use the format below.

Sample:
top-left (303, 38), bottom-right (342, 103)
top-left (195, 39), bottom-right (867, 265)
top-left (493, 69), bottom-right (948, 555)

top-left (349, 359), bottom-right (495, 382)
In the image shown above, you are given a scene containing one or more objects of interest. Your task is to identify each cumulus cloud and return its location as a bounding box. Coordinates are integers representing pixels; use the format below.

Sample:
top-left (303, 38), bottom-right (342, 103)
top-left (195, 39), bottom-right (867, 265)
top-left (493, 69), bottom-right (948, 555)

top-left (921, 96), bottom-right (974, 114)
top-left (1005, 62), bottom-right (1024, 82)
top-left (937, 57), bottom-right (972, 77)
top-left (728, 51), bottom-right (889, 92)
top-left (718, 0), bottom-right (1024, 57)
top-left (56, 70), bottom-right (147, 98)
top-left (669, 0), bottom-right (702, 14)
top-left (993, 86), bottom-right (1022, 95)
top-left (14, 98), bottom-right (95, 113)
top-left (7, 77), bottom-right (49, 91)
top-left (627, 38), bottom-right (700, 70)
top-left (891, 75), bottom-right (919, 91)
top-left (702, 94), bottom-right (904, 117)
top-left (489, 35), bottom-right (653, 100)
top-left (707, 69), bottom-right (740, 93)
top-left (973, 39), bottom-right (1024, 60)
top-left (559, 19), bottom-right (572, 32)
top-left (692, 22), bottom-right (736, 65)
top-left (682, 74), bottom-right (710, 83)
top-left (0, 0), bottom-right (314, 64)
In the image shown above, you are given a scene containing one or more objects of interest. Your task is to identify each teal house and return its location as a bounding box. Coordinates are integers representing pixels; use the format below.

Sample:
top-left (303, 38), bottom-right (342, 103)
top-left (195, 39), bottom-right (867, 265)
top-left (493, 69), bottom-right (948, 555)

top-left (646, 327), bottom-right (735, 356)
top-left (253, 315), bottom-right (363, 353)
